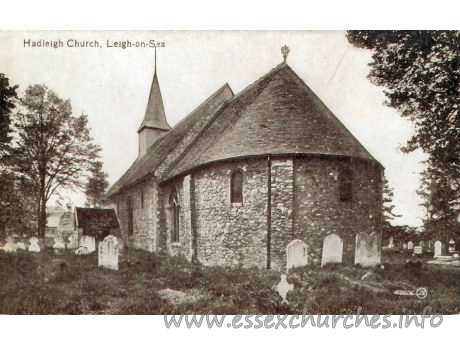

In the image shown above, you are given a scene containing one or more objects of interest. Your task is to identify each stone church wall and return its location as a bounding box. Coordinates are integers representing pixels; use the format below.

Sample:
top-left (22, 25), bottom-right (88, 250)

top-left (112, 176), bottom-right (157, 252)
top-left (293, 157), bottom-right (382, 264)
top-left (192, 159), bottom-right (269, 268)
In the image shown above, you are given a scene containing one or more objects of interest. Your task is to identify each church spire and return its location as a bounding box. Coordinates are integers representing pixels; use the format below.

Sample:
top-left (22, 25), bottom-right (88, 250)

top-left (138, 48), bottom-right (170, 156)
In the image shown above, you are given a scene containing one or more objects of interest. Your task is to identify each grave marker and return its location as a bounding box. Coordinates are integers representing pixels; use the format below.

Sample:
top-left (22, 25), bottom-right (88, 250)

top-left (98, 235), bottom-right (119, 271)
top-left (286, 239), bottom-right (308, 271)
top-left (321, 233), bottom-right (343, 267)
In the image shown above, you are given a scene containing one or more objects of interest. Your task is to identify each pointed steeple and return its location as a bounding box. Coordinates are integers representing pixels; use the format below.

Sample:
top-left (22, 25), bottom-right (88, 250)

top-left (138, 49), bottom-right (170, 133)
top-left (138, 48), bottom-right (171, 156)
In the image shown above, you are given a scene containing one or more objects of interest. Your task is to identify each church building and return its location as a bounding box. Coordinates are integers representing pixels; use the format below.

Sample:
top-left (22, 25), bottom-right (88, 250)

top-left (105, 48), bottom-right (383, 269)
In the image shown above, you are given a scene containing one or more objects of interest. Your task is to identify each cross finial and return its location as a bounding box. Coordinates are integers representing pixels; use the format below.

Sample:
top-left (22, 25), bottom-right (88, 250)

top-left (281, 45), bottom-right (290, 63)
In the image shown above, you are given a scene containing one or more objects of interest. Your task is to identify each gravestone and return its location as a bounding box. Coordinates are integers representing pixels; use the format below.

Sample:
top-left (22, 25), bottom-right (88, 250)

top-left (407, 241), bottom-right (414, 250)
top-left (79, 236), bottom-right (96, 253)
top-left (98, 235), bottom-right (119, 271)
top-left (66, 232), bottom-right (79, 250)
top-left (75, 246), bottom-right (89, 255)
top-left (53, 236), bottom-right (65, 250)
top-left (434, 241), bottom-right (442, 258)
top-left (28, 237), bottom-right (40, 252)
top-left (275, 274), bottom-right (293, 303)
top-left (354, 232), bottom-right (381, 267)
top-left (448, 239), bottom-right (456, 253)
top-left (419, 241), bottom-right (425, 248)
top-left (15, 241), bottom-right (26, 251)
top-left (321, 233), bottom-right (343, 267)
top-left (286, 239), bottom-right (308, 271)
top-left (387, 236), bottom-right (394, 249)
top-left (403, 243), bottom-right (407, 250)
top-left (413, 246), bottom-right (423, 254)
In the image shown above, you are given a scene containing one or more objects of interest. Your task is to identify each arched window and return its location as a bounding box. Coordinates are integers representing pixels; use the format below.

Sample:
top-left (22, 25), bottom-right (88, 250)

top-left (230, 170), bottom-right (243, 203)
top-left (169, 189), bottom-right (180, 242)
top-left (339, 168), bottom-right (353, 202)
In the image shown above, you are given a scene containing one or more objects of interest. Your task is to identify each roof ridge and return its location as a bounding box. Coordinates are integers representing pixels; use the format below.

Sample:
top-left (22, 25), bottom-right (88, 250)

top-left (279, 66), bottom-right (381, 165)
top-left (159, 64), bottom-right (286, 182)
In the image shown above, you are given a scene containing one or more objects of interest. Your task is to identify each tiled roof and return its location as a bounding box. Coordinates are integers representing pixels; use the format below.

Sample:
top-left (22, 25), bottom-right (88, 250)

top-left (106, 83), bottom-right (234, 196)
top-left (160, 63), bottom-right (380, 182)
top-left (138, 72), bottom-right (170, 132)
top-left (107, 62), bottom-right (381, 196)
top-left (75, 207), bottom-right (120, 237)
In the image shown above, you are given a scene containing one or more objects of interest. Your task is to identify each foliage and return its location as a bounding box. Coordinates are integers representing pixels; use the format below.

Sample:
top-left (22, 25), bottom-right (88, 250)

top-left (347, 30), bottom-right (459, 233)
top-left (12, 85), bottom-right (101, 236)
top-left (84, 160), bottom-right (109, 208)
top-left (0, 73), bottom-right (18, 152)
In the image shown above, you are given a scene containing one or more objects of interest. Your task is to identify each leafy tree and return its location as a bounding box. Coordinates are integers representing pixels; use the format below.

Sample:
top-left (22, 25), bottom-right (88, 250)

top-left (84, 160), bottom-right (109, 208)
top-left (0, 73), bottom-right (18, 153)
top-left (347, 30), bottom-right (459, 233)
top-left (382, 177), bottom-right (402, 235)
top-left (12, 84), bottom-right (101, 237)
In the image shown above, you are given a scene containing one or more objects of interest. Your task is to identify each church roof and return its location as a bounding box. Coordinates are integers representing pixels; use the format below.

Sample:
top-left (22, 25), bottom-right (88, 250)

top-left (107, 62), bottom-right (381, 197)
top-left (106, 83), bottom-right (234, 196)
top-left (160, 62), bottom-right (380, 182)
top-left (138, 71), bottom-right (170, 132)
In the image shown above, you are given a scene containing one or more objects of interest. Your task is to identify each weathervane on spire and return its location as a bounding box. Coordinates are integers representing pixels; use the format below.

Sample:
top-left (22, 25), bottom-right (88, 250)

top-left (281, 45), bottom-right (290, 63)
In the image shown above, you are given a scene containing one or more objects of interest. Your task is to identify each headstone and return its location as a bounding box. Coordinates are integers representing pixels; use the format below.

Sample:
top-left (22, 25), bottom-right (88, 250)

top-left (403, 243), bottom-right (407, 250)
top-left (407, 241), bottom-right (414, 250)
top-left (1, 237), bottom-right (16, 252)
top-left (286, 239), bottom-right (308, 271)
top-left (448, 239), bottom-right (456, 253)
top-left (354, 232), bottom-right (381, 267)
top-left (75, 246), bottom-right (89, 255)
top-left (434, 241), bottom-right (442, 258)
top-left (66, 232), bottom-right (79, 250)
top-left (53, 236), bottom-right (65, 250)
top-left (414, 246), bottom-right (423, 254)
top-left (15, 241), bottom-right (26, 251)
top-left (28, 237), bottom-right (40, 252)
top-left (275, 274), bottom-right (293, 303)
top-left (98, 235), bottom-right (119, 271)
top-left (321, 233), bottom-right (343, 267)
top-left (388, 236), bottom-right (394, 249)
top-left (419, 241), bottom-right (425, 248)
top-left (79, 236), bottom-right (96, 253)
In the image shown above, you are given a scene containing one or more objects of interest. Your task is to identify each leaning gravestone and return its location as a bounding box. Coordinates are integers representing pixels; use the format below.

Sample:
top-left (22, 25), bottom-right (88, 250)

top-left (98, 235), bottom-right (119, 271)
top-left (286, 239), bottom-right (308, 271)
top-left (79, 236), bottom-right (96, 253)
top-left (407, 241), bottom-right (414, 250)
top-left (275, 274), bottom-right (293, 303)
top-left (354, 232), bottom-right (381, 267)
top-left (434, 241), bottom-right (442, 258)
top-left (28, 237), bottom-right (40, 252)
top-left (321, 233), bottom-right (343, 267)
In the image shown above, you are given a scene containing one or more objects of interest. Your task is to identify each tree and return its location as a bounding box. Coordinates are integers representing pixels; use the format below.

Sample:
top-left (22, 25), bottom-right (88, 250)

top-left (0, 73), bottom-right (18, 152)
top-left (84, 160), bottom-right (109, 208)
top-left (347, 30), bottom-right (459, 232)
top-left (12, 84), bottom-right (101, 237)
top-left (382, 177), bottom-right (402, 235)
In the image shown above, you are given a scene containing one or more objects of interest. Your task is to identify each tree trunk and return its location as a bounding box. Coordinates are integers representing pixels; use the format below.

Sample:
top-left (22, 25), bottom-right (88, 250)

top-left (38, 175), bottom-right (47, 238)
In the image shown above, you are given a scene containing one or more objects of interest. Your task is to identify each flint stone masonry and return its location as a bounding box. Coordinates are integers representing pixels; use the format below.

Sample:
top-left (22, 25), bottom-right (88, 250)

top-left (286, 239), bottom-right (308, 271)
top-left (98, 235), bottom-right (119, 270)
top-left (321, 233), bottom-right (343, 266)
top-left (354, 232), bottom-right (381, 267)
top-left (293, 157), bottom-right (381, 264)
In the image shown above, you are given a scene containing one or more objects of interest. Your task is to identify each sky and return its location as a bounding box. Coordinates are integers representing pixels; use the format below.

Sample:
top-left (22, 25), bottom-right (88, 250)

top-left (0, 30), bottom-right (428, 226)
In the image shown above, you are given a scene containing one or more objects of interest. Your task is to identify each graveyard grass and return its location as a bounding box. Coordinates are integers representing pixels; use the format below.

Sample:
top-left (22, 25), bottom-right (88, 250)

top-left (0, 249), bottom-right (459, 315)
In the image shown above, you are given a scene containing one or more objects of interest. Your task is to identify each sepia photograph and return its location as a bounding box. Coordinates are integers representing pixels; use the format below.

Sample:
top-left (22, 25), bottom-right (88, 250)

top-left (0, 29), bottom-right (458, 320)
